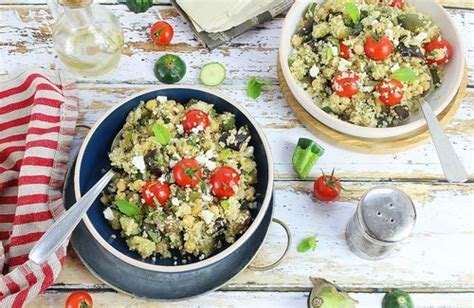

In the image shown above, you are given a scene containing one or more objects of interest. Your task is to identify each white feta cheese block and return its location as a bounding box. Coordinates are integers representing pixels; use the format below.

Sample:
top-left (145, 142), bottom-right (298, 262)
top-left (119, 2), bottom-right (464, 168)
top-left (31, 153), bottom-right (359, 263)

top-left (131, 156), bottom-right (146, 173)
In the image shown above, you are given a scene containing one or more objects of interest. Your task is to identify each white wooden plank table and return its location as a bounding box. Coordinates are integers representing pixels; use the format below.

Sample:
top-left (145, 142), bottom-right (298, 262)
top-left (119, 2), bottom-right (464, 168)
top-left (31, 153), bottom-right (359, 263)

top-left (0, 0), bottom-right (473, 307)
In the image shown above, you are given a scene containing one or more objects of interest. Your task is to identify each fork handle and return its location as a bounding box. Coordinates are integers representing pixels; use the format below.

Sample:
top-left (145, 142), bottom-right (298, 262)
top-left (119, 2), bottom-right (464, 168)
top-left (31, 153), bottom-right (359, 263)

top-left (29, 169), bottom-right (115, 264)
top-left (420, 100), bottom-right (468, 183)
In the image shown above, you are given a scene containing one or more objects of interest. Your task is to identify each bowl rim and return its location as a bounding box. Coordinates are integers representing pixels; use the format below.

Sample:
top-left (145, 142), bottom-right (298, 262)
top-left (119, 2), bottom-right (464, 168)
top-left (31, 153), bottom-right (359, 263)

top-left (279, 0), bottom-right (465, 139)
top-left (74, 85), bottom-right (274, 273)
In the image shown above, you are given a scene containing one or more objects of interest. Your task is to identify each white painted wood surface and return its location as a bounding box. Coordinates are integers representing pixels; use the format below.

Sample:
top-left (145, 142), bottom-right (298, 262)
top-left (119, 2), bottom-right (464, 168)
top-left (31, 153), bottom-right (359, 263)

top-left (26, 291), bottom-right (474, 308)
top-left (0, 0), bottom-right (473, 306)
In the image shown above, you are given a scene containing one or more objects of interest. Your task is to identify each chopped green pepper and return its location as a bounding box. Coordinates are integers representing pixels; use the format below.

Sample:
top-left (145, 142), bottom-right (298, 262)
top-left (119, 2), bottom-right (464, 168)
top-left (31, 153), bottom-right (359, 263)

top-left (292, 138), bottom-right (324, 179)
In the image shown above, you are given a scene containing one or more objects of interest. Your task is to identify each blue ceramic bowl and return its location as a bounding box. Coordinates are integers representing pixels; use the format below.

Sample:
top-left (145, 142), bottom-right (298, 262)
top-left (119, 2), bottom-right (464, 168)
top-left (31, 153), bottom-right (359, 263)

top-left (74, 86), bottom-right (274, 272)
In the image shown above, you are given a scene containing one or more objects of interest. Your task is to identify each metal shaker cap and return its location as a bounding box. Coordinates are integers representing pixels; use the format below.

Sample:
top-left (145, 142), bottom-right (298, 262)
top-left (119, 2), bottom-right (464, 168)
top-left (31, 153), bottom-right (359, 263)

top-left (357, 187), bottom-right (416, 243)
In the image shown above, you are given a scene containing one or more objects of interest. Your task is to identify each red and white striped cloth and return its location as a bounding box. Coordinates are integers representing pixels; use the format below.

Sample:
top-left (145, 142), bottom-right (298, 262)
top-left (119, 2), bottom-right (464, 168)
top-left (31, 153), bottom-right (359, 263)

top-left (0, 68), bottom-right (78, 307)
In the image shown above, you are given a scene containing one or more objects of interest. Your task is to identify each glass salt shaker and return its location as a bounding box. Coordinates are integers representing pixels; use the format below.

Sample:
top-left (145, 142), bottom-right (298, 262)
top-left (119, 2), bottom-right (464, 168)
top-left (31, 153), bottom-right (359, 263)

top-left (47, 0), bottom-right (124, 76)
top-left (345, 186), bottom-right (416, 260)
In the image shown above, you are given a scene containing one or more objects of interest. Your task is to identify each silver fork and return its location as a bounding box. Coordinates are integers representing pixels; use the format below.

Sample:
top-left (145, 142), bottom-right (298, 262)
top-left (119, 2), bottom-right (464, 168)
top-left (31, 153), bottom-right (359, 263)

top-left (418, 86), bottom-right (468, 183)
top-left (29, 130), bottom-right (123, 264)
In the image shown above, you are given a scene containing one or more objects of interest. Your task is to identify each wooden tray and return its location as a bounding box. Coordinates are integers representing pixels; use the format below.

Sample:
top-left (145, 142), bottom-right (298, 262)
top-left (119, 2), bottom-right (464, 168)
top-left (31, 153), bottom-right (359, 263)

top-left (278, 63), bottom-right (468, 154)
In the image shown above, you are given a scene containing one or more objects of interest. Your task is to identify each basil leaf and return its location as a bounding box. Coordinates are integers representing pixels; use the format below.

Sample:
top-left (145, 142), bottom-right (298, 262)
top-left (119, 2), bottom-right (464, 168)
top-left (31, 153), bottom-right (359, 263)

top-left (390, 68), bottom-right (418, 82)
top-left (247, 77), bottom-right (267, 99)
top-left (345, 2), bottom-right (360, 24)
top-left (152, 123), bottom-right (170, 145)
top-left (297, 236), bottom-right (318, 253)
top-left (115, 199), bottom-right (141, 217)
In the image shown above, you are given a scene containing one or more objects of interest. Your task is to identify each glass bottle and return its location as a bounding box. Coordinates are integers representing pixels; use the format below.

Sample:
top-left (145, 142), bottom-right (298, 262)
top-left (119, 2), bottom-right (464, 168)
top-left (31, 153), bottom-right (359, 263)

top-left (48, 0), bottom-right (124, 77)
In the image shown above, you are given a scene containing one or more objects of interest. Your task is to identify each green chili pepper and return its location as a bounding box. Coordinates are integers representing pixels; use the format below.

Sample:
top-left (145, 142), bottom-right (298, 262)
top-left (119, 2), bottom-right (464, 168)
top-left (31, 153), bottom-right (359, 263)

top-left (292, 138), bottom-right (324, 179)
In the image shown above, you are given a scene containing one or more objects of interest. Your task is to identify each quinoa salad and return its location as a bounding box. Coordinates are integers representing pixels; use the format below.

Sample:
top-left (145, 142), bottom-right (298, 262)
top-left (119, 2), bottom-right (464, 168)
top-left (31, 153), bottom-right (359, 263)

top-left (100, 96), bottom-right (258, 263)
top-left (289, 0), bottom-right (453, 128)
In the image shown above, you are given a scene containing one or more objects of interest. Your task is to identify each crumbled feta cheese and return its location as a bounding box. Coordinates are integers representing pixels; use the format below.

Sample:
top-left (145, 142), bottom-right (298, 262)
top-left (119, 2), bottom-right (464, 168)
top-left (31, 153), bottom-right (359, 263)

top-left (176, 124), bottom-right (184, 135)
top-left (330, 46), bottom-right (338, 55)
top-left (362, 86), bottom-right (374, 93)
top-left (158, 174), bottom-right (166, 183)
top-left (131, 156), bottom-right (146, 173)
top-left (200, 210), bottom-right (214, 224)
top-left (171, 197), bottom-right (180, 206)
top-left (196, 154), bottom-right (217, 171)
top-left (338, 58), bottom-right (352, 72)
top-left (414, 32), bottom-right (428, 44)
top-left (103, 207), bottom-right (114, 220)
top-left (385, 29), bottom-right (394, 41)
top-left (191, 125), bottom-right (204, 134)
top-left (157, 96), bottom-right (167, 104)
top-left (202, 194), bottom-right (213, 202)
top-left (391, 63), bottom-right (400, 72)
top-left (309, 65), bottom-right (320, 78)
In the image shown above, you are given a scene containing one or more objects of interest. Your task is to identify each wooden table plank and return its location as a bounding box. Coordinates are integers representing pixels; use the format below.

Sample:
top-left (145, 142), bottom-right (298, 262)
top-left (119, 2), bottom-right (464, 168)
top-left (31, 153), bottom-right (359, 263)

top-left (3, 0), bottom-right (474, 9)
top-left (1, 6), bottom-right (474, 85)
top-left (26, 291), bottom-right (474, 307)
top-left (68, 84), bottom-right (474, 181)
top-left (51, 182), bottom-right (474, 292)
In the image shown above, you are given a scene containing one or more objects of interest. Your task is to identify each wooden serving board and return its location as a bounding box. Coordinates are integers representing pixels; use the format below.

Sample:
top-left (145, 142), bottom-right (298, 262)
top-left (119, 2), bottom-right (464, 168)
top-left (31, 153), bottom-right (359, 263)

top-left (278, 63), bottom-right (468, 154)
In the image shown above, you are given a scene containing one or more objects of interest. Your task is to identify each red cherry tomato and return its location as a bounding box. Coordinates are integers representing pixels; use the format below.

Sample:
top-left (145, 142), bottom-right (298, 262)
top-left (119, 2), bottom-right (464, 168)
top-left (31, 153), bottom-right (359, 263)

top-left (332, 71), bottom-right (360, 98)
top-left (376, 79), bottom-right (404, 106)
top-left (313, 173), bottom-right (343, 202)
top-left (142, 181), bottom-right (170, 207)
top-left (150, 21), bottom-right (174, 46)
top-left (65, 291), bottom-right (93, 308)
top-left (364, 35), bottom-right (393, 61)
top-left (424, 37), bottom-right (453, 66)
top-left (210, 166), bottom-right (240, 199)
top-left (173, 158), bottom-right (202, 188)
top-left (182, 109), bottom-right (211, 133)
top-left (339, 40), bottom-right (352, 60)
top-left (380, 0), bottom-right (405, 9)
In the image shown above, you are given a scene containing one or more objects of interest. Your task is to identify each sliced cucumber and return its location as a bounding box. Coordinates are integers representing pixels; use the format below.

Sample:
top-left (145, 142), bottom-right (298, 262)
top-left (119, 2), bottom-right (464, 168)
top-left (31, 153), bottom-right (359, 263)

top-left (200, 62), bottom-right (226, 86)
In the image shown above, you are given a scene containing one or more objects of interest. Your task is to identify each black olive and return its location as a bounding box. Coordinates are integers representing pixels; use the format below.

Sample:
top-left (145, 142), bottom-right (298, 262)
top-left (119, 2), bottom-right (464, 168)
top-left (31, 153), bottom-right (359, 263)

top-left (298, 20), bottom-right (315, 37)
top-left (394, 106), bottom-right (410, 120)
top-left (351, 22), bottom-right (364, 36)
top-left (213, 217), bottom-right (225, 236)
top-left (144, 149), bottom-right (163, 177)
top-left (219, 132), bottom-right (250, 151)
top-left (397, 44), bottom-right (424, 58)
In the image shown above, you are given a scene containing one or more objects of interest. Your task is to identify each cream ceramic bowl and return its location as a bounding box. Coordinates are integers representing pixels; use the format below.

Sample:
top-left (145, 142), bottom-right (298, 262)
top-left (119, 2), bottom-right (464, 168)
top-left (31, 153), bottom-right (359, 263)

top-left (279, 0), bottom-right (465, 139)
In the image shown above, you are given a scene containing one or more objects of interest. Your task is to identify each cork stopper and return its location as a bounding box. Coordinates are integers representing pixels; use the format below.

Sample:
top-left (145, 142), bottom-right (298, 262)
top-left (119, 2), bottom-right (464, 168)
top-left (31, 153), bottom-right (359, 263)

top-left (59, 0), bottom-right (92, 7)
